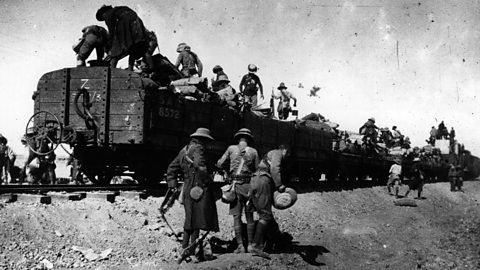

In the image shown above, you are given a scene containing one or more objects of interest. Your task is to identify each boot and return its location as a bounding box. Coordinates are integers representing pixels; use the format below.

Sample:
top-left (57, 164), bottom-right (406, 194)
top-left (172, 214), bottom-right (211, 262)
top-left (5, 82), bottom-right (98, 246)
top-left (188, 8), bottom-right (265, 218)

top-left (247, 222), bottom-right (255, 253)
top-left (250, 221), bottom-right (270, 259)
top-left (387, 186), bottom-right (392, 195)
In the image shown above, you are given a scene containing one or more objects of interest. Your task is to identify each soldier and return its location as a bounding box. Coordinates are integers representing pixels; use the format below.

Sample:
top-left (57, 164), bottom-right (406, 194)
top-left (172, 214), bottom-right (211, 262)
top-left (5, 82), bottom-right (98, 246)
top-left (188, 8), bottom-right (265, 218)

top-left (404, 158), bottom-right (425, 199)
top-left (448, 164), bottom-right (457, 192)
top-left (217, 128), bottom-right (259, 253)
top-left (275, 82), bottom-right (297, 120)
top-left (72, 25), bottom-right (109, 67)
top-left (24, 137), bottom-right (57, 184)
top-left (249, 145), bottom-right (289, 258)
top-left (359, 117), bottom-right (379, 143)
top-left (239, 64), bottom-right (264, 107)
top-left (211, 65), bottom-right (227, 92)
top-left (96, 5), bottom-right (149, 70)
top-left (387, 158), bottom-right (402, 197)
top-left (166, 128), bottom-right (219, 262)
top-left (175, 43), bottom-right (203, 77)
top-left (0, 135), bottom-right (16, 184)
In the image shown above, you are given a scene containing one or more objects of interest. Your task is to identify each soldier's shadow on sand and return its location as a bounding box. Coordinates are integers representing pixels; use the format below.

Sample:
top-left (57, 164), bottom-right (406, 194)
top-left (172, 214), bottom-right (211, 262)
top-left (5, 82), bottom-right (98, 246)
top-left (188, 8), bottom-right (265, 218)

top-left (209, 221), bottom-right (330, 266)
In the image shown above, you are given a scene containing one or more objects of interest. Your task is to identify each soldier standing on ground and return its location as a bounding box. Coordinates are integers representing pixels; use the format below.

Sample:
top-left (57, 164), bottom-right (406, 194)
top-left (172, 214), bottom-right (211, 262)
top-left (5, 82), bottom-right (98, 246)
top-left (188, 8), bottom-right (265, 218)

top-left (275, 82), bottom-right (297, 120)
top-left (239, 64), bottom-right (264, 108)
top-left (166, 128), bottom-right (219, 262)
top-left (404, 158), bottom-right (425, 199)
top-left (96, 5), bottom-right (149, 70)
top-left (72, 25), bottom-right (109, 67)
top-left (175, 43), bottom-right (203, 77)
top-left (249, 145), bottom-right (288, 258)
top-left (0, 135), bottom-right (16, 184)
top-left (387, 158), bottom-right (402, 197)
top-left (217, 128), bottom-right (259, 253)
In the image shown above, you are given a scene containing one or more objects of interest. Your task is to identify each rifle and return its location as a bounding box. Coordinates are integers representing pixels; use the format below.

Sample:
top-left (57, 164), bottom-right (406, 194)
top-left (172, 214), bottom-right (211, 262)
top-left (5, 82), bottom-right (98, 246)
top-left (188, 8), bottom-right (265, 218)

top-left (178, 231), bottom-right (210, 264)
top-left (159, 185), bottom-right (182, 242)
top-left (270, 87), bottom-right (275, 117)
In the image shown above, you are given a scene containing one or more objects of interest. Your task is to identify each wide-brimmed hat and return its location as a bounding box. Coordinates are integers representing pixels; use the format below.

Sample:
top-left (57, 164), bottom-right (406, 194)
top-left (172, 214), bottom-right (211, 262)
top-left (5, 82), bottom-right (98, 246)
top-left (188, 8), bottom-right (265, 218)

top-left (217, 74), bottom-right (230, 83)
top-left (190, 128), bottom-right (214, 140)
top-left (176, 42), bottom-right (187, 52)
top-left (96, 5), bottom-right (112, 21)
top-left (248, 64), bottom-right (257, 72)
top-left (277, 82), bottom-right (287, 90)
top-left (234, 128), bottom-right (253, 141)
top-left (368, 117), bottom-right (376, 123)
top-left (212, 65), bottom-right (223, 73)
top-left (273, 187), bottom-right (297, 210)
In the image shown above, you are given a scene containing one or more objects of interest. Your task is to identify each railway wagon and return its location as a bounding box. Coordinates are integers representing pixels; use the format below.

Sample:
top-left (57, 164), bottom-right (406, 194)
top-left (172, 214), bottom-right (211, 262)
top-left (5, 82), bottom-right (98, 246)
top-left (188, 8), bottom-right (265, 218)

top-left (30, 66), bottom-right (337, 184)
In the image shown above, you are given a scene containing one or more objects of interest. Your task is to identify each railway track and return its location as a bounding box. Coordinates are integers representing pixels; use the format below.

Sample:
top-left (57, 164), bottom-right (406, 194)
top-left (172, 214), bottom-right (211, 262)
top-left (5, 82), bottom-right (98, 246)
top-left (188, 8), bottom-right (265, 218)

top-left (0, 180), bottom-right (387, 195)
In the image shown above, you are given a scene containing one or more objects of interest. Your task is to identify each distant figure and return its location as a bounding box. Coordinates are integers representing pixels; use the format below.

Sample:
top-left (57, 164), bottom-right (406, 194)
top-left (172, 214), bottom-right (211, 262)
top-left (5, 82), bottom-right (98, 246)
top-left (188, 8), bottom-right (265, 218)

top-left (428, 126), bottom-right (437, 145)
top-left (96, 5), bottom-right (149, 70)
top-left (379, 128), bottom-right (393, 147)
top-left (437, 121), bottom-right (448, 139)
top-left (359, 117), bottom-right (379, 143)
top-left (0, 135), bottom-right (16, 184)
top-left (275, 82), bottom-right (297, 120)
top-left (211, 65), bottom-right (227, 92)
top-left (387, 158), bottom-right (402, 197)
top-left (72, 25), bottom-right (109, 67)
top-left (239, 64), bottom-right (264, 107)
top-left (175, 43), bottom-right (203, 77)
top-left (449, 127), bottom-right (456, 145)
top-left (165, 128), bottom-right (219, 262)
top-left (448, 164), bottom-right (463, 192)
top-left (404, 158), bottom-right (425, 199)
top-left (217, 128), bottom-right (259, 253)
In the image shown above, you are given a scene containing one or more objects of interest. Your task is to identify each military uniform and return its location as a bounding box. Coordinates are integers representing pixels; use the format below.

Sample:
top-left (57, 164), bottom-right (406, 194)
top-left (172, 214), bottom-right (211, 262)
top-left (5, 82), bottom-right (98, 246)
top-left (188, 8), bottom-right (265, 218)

top-left (166, 138), bottom-right (219, 233)
top-left (249, 148), bottom-right (286, 258)
top-left (175, 46), bottom-right (203, 77)
top-left (217, 128), bottom-right (259, 253)
top-left (97, 5), bottom-right (149, 68)
top-left (74, 25), bottom-right (109, 66)
top-left (404, 159), bottom-right (424, 198)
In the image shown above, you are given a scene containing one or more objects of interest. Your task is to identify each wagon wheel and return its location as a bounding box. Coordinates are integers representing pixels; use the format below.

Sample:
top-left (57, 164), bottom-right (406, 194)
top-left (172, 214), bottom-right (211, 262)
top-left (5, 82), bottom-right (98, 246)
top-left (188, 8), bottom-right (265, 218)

top-left (25, 111), bottom-right (63, 156)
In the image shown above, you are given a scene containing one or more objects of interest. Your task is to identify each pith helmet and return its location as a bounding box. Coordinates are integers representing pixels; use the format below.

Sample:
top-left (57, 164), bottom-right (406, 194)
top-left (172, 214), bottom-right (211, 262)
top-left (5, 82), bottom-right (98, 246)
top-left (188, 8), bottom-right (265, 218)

top-left (96, 5), bottom-right (112, 21)
top-left (212, 65), bottom-right (223, 73)
top-left (248, 64), bottom-right (258, 72)
top-left (190, 128), bottom-right (214, 140)
top-left (176, 42), bottom-right (187, 52)
top-left (217, 74), bottom-right (230, 83)
top-left (368, 117), bottom-right (376, 123)
top-left (277, 82), bottom-right (287, 90)
top-left (234, 128), bottom-right (253, 141)
top-left (413, 157), bottom-right (421, 162)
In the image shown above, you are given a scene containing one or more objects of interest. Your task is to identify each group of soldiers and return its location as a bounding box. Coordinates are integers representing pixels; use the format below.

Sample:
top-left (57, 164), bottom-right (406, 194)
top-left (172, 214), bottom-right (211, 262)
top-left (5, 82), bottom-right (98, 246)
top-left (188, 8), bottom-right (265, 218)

top-left (163, 127), bottom-right (291, 261)
top-left (0, 132), bottom-right (57, 185)
top-left (427, 121), bottom-right (456, 146)
top-left (73, 5), bottom-right (298, 121)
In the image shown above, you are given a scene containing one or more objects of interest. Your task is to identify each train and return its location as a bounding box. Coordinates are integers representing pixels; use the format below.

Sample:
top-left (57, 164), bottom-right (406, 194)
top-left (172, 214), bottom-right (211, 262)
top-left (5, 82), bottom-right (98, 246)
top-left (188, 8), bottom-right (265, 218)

top-left (27, 61), bottom-right (480, 185)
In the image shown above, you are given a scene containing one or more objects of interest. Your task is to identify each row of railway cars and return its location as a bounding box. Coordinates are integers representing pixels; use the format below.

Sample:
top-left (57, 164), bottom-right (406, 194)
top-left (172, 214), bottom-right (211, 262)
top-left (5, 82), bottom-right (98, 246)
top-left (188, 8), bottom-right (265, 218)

top-left (27, 65), bottom-right (480, 185)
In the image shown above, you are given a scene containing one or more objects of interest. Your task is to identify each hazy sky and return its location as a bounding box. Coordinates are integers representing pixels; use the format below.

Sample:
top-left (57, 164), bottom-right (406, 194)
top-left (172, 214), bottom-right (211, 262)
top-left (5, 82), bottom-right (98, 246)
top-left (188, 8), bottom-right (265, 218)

top-left (0, 0), bottom-right (479, 156)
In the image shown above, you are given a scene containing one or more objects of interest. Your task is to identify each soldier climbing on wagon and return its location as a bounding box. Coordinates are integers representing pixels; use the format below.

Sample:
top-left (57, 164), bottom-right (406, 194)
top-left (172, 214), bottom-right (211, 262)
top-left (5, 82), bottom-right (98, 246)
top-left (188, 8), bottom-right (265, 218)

top-left (72, 25), bottom-right (109, 67)
top-left (217, 128), bottom-right (259, 254)
top-left (96, 5), bottom-right (150, 71)
top-left (239, 64), bottom-right (264, 108)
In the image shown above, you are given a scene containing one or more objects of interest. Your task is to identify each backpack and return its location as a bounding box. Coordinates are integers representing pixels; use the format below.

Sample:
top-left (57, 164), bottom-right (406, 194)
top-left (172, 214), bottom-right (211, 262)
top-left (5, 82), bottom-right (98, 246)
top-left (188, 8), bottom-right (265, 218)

top-left (243, 74), bottom-right (258, 96)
